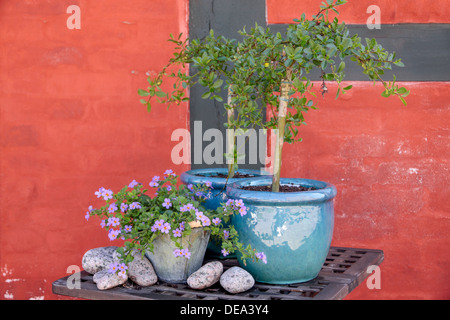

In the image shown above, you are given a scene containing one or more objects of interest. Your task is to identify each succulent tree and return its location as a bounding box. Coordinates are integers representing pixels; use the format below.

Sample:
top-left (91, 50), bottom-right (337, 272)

top-left (224, 0), bottom-right (409, 191)
top-left (139, 0), bottom-right (409, 192)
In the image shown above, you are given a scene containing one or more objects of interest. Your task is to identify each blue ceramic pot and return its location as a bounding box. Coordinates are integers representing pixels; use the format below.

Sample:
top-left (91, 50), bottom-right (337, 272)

top-left (180, 168), bottom-right (268, 258)
top-left (226, 177), bottom-right (337, 284)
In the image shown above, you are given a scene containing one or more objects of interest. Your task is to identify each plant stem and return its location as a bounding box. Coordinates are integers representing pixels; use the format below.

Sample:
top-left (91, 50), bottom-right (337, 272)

top-left (226, 87), bottom-right (236, 179)
top-left (271, 67), bottom-right (292, 192)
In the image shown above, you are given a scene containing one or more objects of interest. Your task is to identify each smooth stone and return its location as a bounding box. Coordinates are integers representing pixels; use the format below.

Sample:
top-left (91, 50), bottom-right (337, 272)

top-left (82, 246), bottom-right (119, 274)
top-left (187, 261), bottom-right (223, 290)
top-left (127, 251), bottom-right (158, 286)
top-left (220, 266), bottom-right (255, 294)
top-left (93, 269), bottom-right (128, 290)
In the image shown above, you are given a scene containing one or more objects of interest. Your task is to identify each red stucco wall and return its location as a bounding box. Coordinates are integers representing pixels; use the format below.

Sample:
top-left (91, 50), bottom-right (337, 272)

top-left (267, 0), bottom-right (450, 300)
top-left (267, 0), bottom-right (450, 24)
top-left (0, 0), bottom-right (448, 300)
top-left (280, 81), bottom-right (449, 299)
top-left (0, 0), bottom-right (189, 299)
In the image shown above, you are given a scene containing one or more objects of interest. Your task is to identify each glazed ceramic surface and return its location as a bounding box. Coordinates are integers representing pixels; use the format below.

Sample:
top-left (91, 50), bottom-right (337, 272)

top-left (180, 168), bottom-right (267, 258)
top-left (227, 177), bottom-right (337, 284)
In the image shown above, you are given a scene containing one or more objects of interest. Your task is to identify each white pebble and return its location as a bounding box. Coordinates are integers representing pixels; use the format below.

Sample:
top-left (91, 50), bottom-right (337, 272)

top-left (82, 246), bottom-right (119, 274)
top-left (187, 261), bottom-right (223, 290)
top-left (220, 266), bottom-right (255, 294)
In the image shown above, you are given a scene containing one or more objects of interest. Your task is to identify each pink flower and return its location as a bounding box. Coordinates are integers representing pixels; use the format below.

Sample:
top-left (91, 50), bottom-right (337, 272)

top-left (162, 198), bottom-right (172, 209)
top-left (107, 217), bottom-right (120, 227)
top-left (154, 219), bottom-right (165, 230)
top-left (195, 210), bottom-right (205, 221)
top-left (256, 252), bottom-right (267, 264)
top-left (128, 180), bottom-right (139, 188)
top-left (173, 228), bottom-right (182, 237)
top-left (118, 270), bottom-right (127, 279)
top-left (108, 229), bottom-right (120, 241)
top-left (102, 189), bottom-right (113, 201)
top-left (201, 217), bottom-right (211, 226)
top-left (181, 248), bottom-right (191, 259)
top-left (161, 222), bottom-right (171, 234)
top-left (173, 249), bottom-right (182, 257)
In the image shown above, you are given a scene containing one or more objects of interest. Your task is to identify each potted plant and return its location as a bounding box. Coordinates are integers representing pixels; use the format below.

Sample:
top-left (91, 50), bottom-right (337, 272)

top-left (85, 170), bottom-right (266, 283)
top-left (222, 0), bottom-right (410, 283)
top-left (137, 0), bottom-right (410, 284)
top-left (138, 30), bottom-right (269, 258)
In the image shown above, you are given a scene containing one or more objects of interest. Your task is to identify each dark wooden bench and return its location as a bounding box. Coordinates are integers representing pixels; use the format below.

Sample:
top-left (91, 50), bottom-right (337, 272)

top-left (52, 246), bottom-right (383, 300)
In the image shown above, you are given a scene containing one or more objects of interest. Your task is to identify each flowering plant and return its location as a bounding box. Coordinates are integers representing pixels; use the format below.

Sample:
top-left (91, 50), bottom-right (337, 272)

top-left (85, 170), bottom-right (266, 279)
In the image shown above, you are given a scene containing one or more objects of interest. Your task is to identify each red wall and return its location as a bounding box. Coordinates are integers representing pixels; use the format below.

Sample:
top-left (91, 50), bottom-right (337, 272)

top-left (267, 0), bottom-right (450, 24)
top-left (0, 0), bottom-right (448, 300)
top-left (281, 81), bottom-right (449, 299)
top-left (267, 0), bottom-right (450, 300)
top-left (0, 0), bottom-right (189, 299)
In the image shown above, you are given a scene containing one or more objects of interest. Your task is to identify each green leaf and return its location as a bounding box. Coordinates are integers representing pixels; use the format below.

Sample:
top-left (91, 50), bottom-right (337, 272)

top-left (399, 96), bottom-right (407, 106)
top-left (381, 90), bottom-right (391, 98)
top-left (155, 91), bottom-right (166, 98)
top-left (327, 45), bottom-right (337, 57)
top-left (394, 60), bottom-right (405, 67)
top-left (201, 91), bottom-right (211, 99)
top-left (138, 89), bottom-right (149, 97)
top-left (397, 87), bottom-right (408, 95)
top-left (213, 79), bottom-right (223, 88)
top-left (213, 95), bottom-right (223, 102)
top-left (337, 61), bottom-right (345, 73)
top-left (341, 38), bottom-right (350, 48)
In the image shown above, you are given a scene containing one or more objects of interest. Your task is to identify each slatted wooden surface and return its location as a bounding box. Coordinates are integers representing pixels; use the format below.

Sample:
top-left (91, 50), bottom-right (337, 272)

top-left (52, 246), bottom-right (383, 300)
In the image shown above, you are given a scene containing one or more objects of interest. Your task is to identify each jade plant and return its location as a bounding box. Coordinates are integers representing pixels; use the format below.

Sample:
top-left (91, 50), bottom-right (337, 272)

top-left (139, 0), bottom-right (409, 192)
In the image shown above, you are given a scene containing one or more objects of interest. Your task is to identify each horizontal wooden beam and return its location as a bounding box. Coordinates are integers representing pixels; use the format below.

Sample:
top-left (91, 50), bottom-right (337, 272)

top-left (269, 23), bottom-right (450, 81)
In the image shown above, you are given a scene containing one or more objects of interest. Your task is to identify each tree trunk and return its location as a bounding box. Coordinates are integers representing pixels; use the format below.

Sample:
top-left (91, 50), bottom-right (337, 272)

top-left (271, 68), bottom-right (292, 192)
top-left (226, 87), bottom-right (236, 179)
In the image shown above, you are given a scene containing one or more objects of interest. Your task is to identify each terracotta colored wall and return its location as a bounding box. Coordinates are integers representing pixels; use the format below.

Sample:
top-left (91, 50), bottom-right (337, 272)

top-left (0, 0), bottom-right (189, 299)
top-left (280, 82), bottom-right (449, 299)
top-left (267, 0), bottom-right (450, 24)
top-left (267, 0), bottom-right (450, 299)
top-left (0, 0), bottom-right (448, 301)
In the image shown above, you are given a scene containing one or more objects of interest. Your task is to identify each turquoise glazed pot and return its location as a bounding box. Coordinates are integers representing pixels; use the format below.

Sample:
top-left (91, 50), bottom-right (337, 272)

top-left (180, 168), bottom-right (267, 258)
top-left (226, 177), bottom-right (337, 284)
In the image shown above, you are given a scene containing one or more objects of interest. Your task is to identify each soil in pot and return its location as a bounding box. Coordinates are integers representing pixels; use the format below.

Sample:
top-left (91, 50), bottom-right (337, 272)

top-left (241, 183), bottom-right (317, 192)
top-left (197, 172), bottom-right (257, 179)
